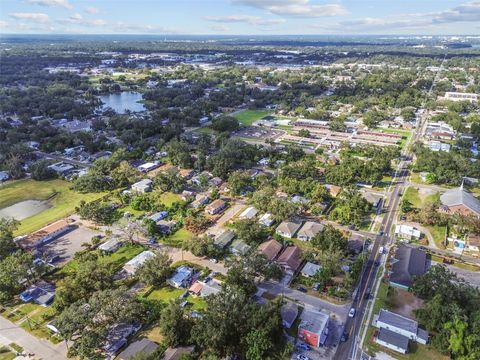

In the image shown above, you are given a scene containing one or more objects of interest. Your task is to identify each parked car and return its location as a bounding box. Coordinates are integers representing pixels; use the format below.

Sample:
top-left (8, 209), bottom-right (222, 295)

top-left (297, 286), bottom-right (307, 293)
top-left (348, 308), bottom-right (356, 318)
top-left (312, 283), bottom-right (321, 291)
top-left (340, 332), bottom-right (349, 342)
top-left (147, 238), bottom-right (156, 244)
top-left (296, 343), bottom-right (310, 351)
top-left (296, 355), bottom-right (311, 360)
top-left (209, 258), bottom-right (218, 263)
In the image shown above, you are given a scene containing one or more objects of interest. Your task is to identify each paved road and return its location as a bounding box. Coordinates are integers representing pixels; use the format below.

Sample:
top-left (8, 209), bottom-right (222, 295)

top-left (0, 316), bottom-right (67, 360)
top-left (258, 281), bottom-right (350, 322)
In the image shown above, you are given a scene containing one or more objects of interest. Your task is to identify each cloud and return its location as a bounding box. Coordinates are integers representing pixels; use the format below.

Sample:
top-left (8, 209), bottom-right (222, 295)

top-left (431, 1), bottom-right (480, 23)
top-left (26, 0), bottom-right (72, 9)
top-left (109, 22), bottom-right (179, 34)
top-left (9, 12), bottom-right (50, 24)
top-left (210, 24), bottom-right (230, 32)
top-left (204, 14), bottom-right (285, 26)
top-left (0, 21), bottom-right (8, 28)
top-left (58, 13), bottom-right (107, 26)
top-left (232, 0), bottom-right (348, 17)
top-left (85, 6), bottom-right (100, 14)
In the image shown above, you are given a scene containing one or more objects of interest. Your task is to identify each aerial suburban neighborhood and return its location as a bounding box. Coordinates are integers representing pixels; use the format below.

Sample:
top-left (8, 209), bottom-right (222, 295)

top-left (0, 2), bottom-right (480, 360)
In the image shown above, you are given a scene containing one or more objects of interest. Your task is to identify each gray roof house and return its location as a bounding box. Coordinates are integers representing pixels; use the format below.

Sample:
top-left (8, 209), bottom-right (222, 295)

top-left (118, 339), bottom-right (158, 360)
top-left (281, 302), bottom-right (299, 329)
top-left (301, 262), bottom-right (322, 277)
top-left (131, 179), bottom-right (153, 193)
top-left (214, 230), bottom-right (236, 249)
top-left (98, 237), bottom-right (123, 253)
top-left (297, 221), bottom-right (324, 241)
top-left (373, 309), bottom-right (429, 352)
top-left (376, 328), bottom-right (409, 354)
top-left (276, 219), bottom-right (303, 238)
top-left (389, 245), bottom-right (427, 290)
top-left (229, 239), bottom-right (251, 256)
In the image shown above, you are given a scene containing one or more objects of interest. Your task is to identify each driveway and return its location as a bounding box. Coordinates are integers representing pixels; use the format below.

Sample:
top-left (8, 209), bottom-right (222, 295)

top-left (258, 280), bottom-right (351, 322)
top-left (0, 316), bottom-right (67, 360)
top-left (206, 200), bottom-right (245, 237)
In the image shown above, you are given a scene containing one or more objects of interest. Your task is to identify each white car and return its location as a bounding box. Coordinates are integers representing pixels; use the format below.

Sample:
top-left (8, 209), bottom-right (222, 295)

top-left (378, 246), bottom-right (384, 254)
top-left (349, 308), bottom-right (356, 318)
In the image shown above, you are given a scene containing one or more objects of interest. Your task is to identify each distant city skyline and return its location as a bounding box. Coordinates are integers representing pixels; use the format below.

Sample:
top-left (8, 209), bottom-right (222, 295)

top-left (1, 0), bottom-right (480, 35)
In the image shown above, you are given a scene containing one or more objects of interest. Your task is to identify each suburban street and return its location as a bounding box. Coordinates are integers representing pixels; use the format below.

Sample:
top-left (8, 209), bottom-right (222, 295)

top-left (0, 316), bottom-right (67, 360)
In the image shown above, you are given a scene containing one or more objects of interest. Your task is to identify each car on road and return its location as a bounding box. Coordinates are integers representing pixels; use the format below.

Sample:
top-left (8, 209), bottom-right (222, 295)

top-left (147, 238), bottom-right (156, 244)
top-left (378, 230), bottom-right (384, 236)
top-left (296, 355), bottom-right (311, 360)
top-left (374, 260), bottom-right (380, 267)
top-left (348, 308), bottom-right (356, 318)
top-left (297, 286), bottom-right (307, 293)
top-left (378, 246), bottom-right (384, 254)
top-left (364, 288), bottom-right (371, 299)
top-left (340, 332), bottom-right (349, 342)
top-left (296, 343), bottom-right (310, 351)
top-left (419, 246), bottom-right (427, 251)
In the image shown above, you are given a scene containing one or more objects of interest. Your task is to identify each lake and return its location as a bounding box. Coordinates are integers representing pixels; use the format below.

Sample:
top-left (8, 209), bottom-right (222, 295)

top-left (100, 91), bottom-right (146, 114)
top-left (0, 200), bottom-right (51, 220)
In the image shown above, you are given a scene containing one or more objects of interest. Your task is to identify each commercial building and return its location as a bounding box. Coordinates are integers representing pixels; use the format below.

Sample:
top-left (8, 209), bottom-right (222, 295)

top-left (439, 185), bottom-right (480, 217)
top-left (298, 309), bottom-right (330, 347)
top-left (15, 219), bottom-right (71, 250)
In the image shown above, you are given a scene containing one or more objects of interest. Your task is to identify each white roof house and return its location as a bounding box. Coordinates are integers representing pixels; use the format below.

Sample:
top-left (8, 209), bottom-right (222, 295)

top-left (258, 213), bottom-right (275, 227)
top-left (131, 179), bottom-right (153, 193)
top-left (395, 225), bottom-right (421, 240)
top-left (123, 251), bottom-right (155, 275)
top-left (98, 237), bottom-right (123, 253)
top-left (239, 207), bottom-right (258, 220)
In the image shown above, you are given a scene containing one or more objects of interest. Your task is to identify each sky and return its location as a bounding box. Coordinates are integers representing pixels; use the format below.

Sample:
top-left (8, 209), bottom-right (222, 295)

top-left (1, 0), bottom-right (480, 35)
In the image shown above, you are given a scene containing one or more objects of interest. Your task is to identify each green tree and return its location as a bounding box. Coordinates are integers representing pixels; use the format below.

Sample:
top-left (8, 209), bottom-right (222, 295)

top-left (0, 218), bottom-right (18, 260)
top-left (136, 252), bottom-right (172, 287)
top-left (29, 160), bottom-right (57, 180)
top-left (159, 300), bottom-right (193, 347)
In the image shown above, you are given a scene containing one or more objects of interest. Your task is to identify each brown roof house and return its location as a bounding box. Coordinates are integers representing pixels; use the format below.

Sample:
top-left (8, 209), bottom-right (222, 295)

top-left (205, 199), bottom-right (226, 215)
top-left (258, 239), bottom-right (283, 261)
top-left (277, 245), bottom-right (302, 275)
top-left (439, 185), bottom-right (480, 217)
top-left (325, 184), bottom-right (342, 198)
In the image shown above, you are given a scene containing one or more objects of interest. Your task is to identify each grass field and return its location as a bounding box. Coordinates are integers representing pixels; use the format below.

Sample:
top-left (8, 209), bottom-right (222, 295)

top-left (0, 179), bottom-right (105, 235)
top-left (147, 286), bottom-right (206, 310)
top-left (233, 109), bottom-right (272, 126)
top-left (164, 228), bottom-right (192, 247)
top-left (159, 192), bottom-right (182, 207)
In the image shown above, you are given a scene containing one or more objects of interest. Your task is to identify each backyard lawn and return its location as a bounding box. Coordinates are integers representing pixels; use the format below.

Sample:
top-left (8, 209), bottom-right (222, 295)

top-left (159, 192), bottom-right (182, 207)
top-left (233, 109), bottom-right (272, 126)
top-left (164, 228), bottom-right (192, 247)
top-left (0, 179), bottom-right (105, 235)
top-left (146, 286), bottom-right (207, 310)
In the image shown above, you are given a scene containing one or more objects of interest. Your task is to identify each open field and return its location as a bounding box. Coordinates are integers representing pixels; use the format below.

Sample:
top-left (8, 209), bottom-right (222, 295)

top-left (0, 179), bottom-right (105, 235)
top-left (146, 286), bottom-right (207, 310)
top-left (233, 109), bottom-right (272, 126)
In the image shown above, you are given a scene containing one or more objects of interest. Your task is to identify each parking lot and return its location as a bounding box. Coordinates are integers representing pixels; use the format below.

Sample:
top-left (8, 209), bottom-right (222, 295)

top-left (41, 223), bottom-right (101, 264)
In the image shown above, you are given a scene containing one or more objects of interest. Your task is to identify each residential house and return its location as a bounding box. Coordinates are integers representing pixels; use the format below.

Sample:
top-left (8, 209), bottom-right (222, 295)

top-left (239, 206), bottom-right (258, 220)
top-left (137, 161), bottom-right (160, 173)
top-left (48, 162), bottom-right (74, 175)
top-left (277, 246), bottom-right (302, 275)
top-left (181, 190), bottom-right (195, 201)
top-left (301, 262), bottom-right (321, 278)
top-left (104, 323), bottom-right (141, 359)
top-left (149, 211), bottom-right (169, 222)
top-left (118, 339), bottom-right (158, 360)
top-left (297, 221), bottom-right (324, 241)
top-left (439, 185), bottom-right (480, 217)
top-left (156, 220), bottom-right (177, 234)
top-left (394, 224), bottom-right (421, 241)
top-left (298, 309), bottom-right (330, 347)
top-left (131, 179), bottom-right (153, 193)
top-left (348, 234), bottom-right (365, 254)
top-left (205, 199), bottom-right (226, 215)
top-left (15, 219), bottom-right (71, 250)
top-left (466, 234), bottom-right (480, 252)
top-left (276, 219), bottom-right (303, 239)
top-left (258, 239), bottom-right (283, 261)
top-left (373, 309), bottom-right (429, 354)
top-left (168, 265), bottom-right (195, 288)
top-left (19, 281), bottom-right (55, 307)
top-left (98, 237), bottom-right (123, 253)
top-left (214, 230), bottom-right (236, 249)
top-left (199, 279), bottom-right (221, 297)
top-left (389, 245), bottom-right (427, 290)
top-left (258, 213), bottom-right (275, 227)
top-left (163, 346), bottom-right (195, 360)
top-left (191, 194), bottom-right (210, 208)
top-left (208, 177), bottom-right (223, 187)
top-left (281, 302), bottom-right (299, 329)
top-left (123, 251), bottom-right (155, 275)
top-left (362, 192), bottom-right (383, 209)
top-left (229, 239), bottom-right (251, 256)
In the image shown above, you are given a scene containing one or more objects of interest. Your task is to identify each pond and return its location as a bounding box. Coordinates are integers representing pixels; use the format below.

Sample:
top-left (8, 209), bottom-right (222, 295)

top-left (99, 91), bottom-right (146, 114)
top-left (0, 200), bottom-right (51, 220)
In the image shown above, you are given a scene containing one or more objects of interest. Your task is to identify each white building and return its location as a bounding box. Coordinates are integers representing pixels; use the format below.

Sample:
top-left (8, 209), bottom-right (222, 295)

top-left (123, 251), bottom-right (155, 275)
top-left (444, 92), bottom-right (478, 103)
top-left (374, 309), bottom-right (429, 347)
top-left (239, 207), bottom-right (258, 220)
top-left (258, 213), bottom-right (275, 227)
top-left (395, 224), bottom-right (421, 241)
top-left (131, 179), bottom-right (153, 193)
